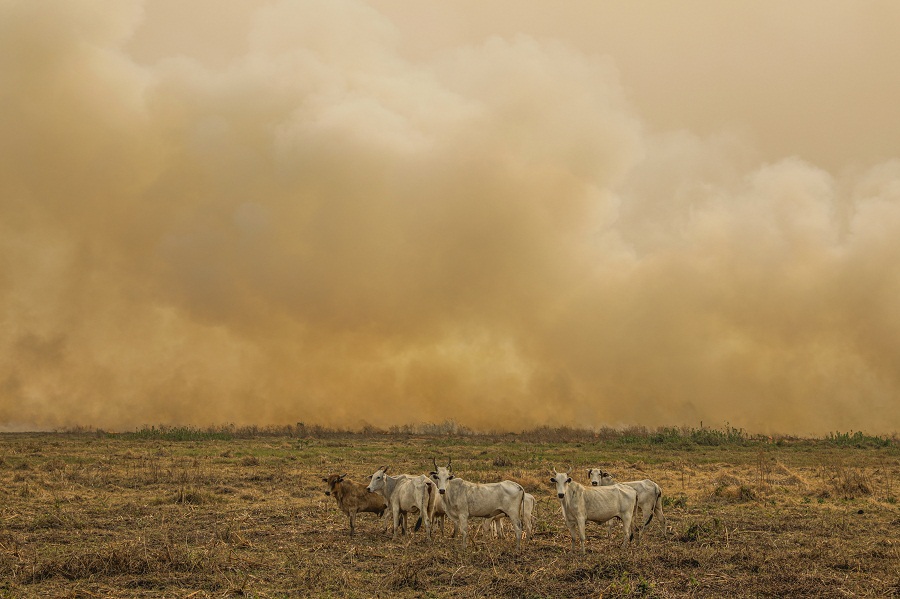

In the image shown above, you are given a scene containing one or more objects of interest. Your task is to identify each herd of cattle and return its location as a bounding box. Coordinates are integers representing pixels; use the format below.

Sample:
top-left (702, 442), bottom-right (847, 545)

top-left (322, 459), bottom-right (665, 553)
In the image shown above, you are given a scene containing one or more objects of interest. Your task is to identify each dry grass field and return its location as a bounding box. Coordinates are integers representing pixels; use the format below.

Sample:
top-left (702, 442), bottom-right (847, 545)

top-left (0, 427), bottom-right (898, 598)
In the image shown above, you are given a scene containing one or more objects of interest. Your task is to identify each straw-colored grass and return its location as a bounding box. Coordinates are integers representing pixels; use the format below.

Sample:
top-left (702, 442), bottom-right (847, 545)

top-left (0, 432), bottom-right (897, 597)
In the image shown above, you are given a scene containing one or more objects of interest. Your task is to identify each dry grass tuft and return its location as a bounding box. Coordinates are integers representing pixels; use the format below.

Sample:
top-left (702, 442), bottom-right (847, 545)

top-left (169, 486), bottom-right (216, 505)
top-left (832, 465), bottom-right (873, 498)
top-left (712, 483), bottom-right (756, 501)
top-left (715, 472), bottom-right (744, 487)
top-left (771, 461), bottom-right (810, 487)
top-left (492, 455), bottom-right (513, 468)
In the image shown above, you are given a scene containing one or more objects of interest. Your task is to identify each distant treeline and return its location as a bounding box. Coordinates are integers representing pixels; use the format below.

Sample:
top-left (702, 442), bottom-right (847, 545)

top-left (51, 422), bottom-right (897, 448)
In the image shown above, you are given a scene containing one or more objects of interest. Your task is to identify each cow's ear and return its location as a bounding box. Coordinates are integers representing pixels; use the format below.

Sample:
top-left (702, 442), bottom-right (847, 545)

top-left (550, 477), bottom-right (556, 483)
top-left (448, 474), bottom-right (454, 480)
top-left (566, 477), bottom-right (572, 484)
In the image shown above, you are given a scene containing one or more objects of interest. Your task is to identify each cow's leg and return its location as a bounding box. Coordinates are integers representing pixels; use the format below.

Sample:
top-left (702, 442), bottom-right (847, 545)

top-left (564, 514), bottom-right (579, 552)
top-left (423, 513), bottom-right (433, 542)
top-left (576, 517), bottom-right (587, 554)
top-left (348, 510), bottom-right (356, 536)
top-left (505, 510), bottom-right (523, 549)
top-left (480, 516), bottom-right (499, 538)
top-left (512, 516), bottom-right (523, 549)
top-left (636, 502), bottom-right (651, 542)
top-left (483, 511), bottom-right (504, 539)
top-left (392, 505), bottom-right (402, 539)
top-left (420, 498), bottom-right (432, 540)
top-left (620, 507), bottom-right (634, 548)
top-left (457, 514), bottom-right (469, 549)
top-left (654, 498), bottom-right (666, 537)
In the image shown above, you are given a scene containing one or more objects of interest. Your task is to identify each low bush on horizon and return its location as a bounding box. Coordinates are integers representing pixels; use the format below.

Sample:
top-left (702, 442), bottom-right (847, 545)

top-left (49, 421), bottom-right (897, 449)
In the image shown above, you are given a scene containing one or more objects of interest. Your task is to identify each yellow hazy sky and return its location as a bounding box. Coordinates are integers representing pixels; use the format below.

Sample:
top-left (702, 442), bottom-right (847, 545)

top-left (2, 0), bottom-right (899, 434)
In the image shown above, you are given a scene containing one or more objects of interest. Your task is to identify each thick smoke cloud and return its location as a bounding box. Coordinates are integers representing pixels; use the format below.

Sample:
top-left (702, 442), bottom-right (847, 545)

top-left (1, 0), bottom-right (899, 434)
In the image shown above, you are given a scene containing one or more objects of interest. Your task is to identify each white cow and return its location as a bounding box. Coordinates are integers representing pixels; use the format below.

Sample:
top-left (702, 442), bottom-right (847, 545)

top-left (426, 459), bottom-right (457, 538)
top-left (430, 460), bottom-right (526, 549)
top-left (551, 469), bottom-right (638, 553)
top-left (483, 492), bottom-right (535, 539)
top-left (366, 466), bottom-right (436, 540)
top-left (588, 468), bottom-right (666, 538)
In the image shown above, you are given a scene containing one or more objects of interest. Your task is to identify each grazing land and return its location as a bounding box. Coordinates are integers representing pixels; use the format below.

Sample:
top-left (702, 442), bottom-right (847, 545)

top-left (0, 426), bottom-right (898, 598)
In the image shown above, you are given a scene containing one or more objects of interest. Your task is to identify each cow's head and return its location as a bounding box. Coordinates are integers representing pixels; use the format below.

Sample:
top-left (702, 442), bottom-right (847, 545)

top-left (550, 469), bottom-right (572, 499)
top-left (587, 468), bottom-right (614, 486)
top-left (366, 465), bottom-right (389, 493)
top-left (430, 457), bottom-right (453, 495)
top-left (323, 473), bottom-right (347, 496)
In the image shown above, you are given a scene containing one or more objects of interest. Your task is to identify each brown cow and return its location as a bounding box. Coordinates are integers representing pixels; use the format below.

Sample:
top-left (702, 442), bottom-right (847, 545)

top-left (323, 474), bottom-right (388, 536)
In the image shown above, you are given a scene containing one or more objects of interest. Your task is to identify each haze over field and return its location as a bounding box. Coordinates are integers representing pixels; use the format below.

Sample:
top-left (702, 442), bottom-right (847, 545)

top-left (2, 0), bottom-right (899, 434)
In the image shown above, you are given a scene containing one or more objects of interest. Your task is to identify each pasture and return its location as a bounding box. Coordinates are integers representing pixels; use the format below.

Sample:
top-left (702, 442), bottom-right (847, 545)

top-left (0, 427), bottom-right (897, 598)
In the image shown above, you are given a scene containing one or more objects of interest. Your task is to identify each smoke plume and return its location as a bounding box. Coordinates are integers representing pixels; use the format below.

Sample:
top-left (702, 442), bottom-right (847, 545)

top-left (2, 0), bottom-right (899, 434)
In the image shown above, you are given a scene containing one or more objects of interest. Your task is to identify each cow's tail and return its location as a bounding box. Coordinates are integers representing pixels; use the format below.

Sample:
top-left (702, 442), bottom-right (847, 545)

top-left (646, 486), bottom-right (661, 526)
top-left (629, 492), bottom-right (639, 542)
top-left (517, 483), bottom-right (526, 532)
top-left (519, 484), bottom-right (526, 519)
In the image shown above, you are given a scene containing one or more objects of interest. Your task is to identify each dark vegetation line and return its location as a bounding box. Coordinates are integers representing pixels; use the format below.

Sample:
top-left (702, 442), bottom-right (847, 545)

top-left (44, 422), bottom-right (898, 448)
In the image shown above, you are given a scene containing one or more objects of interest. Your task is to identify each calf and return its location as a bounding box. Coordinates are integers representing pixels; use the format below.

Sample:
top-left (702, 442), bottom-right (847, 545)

top-left (551, 469), bottom-right (638, 552)
top-left (322, 474), bottom-right (388, 536)
top-left (430, 459), bottom-right (525, 549)
top-left (588, 468), bottom-right (666, 538)
top-left (366, 466), bottom-right (436, 540)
